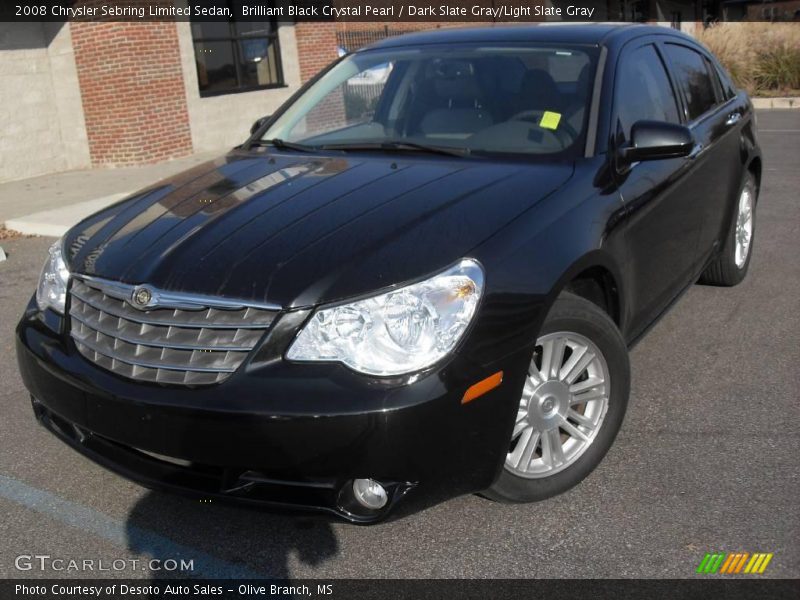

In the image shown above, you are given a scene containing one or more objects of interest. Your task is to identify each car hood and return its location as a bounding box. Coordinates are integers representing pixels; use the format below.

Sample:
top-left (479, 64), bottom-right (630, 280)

top-left (64, 150), bottom-right (573, 308)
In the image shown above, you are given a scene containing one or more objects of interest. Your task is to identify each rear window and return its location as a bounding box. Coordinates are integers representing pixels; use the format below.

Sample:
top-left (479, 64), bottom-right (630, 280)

top-left (664, 44), bottom-right (719, 121)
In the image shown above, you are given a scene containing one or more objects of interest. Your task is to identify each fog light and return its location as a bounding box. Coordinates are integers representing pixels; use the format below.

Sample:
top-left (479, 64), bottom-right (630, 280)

top-left (352, 478), bottom-right (388, 510)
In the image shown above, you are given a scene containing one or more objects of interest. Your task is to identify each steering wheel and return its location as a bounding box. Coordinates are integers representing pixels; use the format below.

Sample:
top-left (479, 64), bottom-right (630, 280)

top-left (510, 110), bottom-right (578, 148)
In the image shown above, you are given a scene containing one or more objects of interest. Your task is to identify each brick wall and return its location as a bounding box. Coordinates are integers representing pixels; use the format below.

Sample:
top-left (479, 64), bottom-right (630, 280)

top-left (337, 21), bottom-right (461, 34)
top-left (70, 20), bottom-right (192, 166)
top-left (295, 22), bottom-right (340, 83)
top-left (294, 21), bottom-right (473, 85)
top-left (292, 22), bottom-right (346, 133)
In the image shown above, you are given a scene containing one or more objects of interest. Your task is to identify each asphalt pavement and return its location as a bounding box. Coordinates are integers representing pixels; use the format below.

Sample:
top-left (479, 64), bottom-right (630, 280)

top-left (0, 110), bottom-right (797, 580)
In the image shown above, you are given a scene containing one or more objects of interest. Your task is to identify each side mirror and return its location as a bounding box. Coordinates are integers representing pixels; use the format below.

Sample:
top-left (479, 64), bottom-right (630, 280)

top-left (250, 115), bottom-right (271, 135)
top-left (620, 120), bottom-right (694, 163)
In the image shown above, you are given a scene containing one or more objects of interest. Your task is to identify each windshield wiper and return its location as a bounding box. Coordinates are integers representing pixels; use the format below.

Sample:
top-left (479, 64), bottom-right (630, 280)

top-left (249, 138), bottom-right (317, 152)
top-left (320, 140), bottom-right (472, 158)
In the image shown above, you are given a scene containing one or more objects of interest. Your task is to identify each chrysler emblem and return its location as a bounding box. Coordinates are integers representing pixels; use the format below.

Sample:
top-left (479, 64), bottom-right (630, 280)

top-left (132, 287), bottom-right (153, 308)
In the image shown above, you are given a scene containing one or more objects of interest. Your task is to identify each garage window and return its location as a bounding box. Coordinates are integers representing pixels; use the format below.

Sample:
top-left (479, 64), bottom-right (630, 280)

top-left (192, 12), bottom-right (284, 97)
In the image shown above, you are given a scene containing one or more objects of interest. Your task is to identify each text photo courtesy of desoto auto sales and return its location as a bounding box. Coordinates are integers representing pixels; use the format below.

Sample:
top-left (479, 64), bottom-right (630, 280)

top-left (0, 1), bottom-right (798, 598)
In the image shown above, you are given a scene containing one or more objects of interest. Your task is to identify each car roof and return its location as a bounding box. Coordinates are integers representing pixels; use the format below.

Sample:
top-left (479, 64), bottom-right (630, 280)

top-left (358, 23), bottom-right (690, 51)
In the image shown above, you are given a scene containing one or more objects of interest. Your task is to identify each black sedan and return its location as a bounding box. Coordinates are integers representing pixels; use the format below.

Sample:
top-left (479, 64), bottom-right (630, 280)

top-left (17, 24), bottom-right (761, 522)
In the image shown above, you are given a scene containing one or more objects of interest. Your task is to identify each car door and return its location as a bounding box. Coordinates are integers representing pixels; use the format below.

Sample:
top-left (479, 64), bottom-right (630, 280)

top-left (661, 42), bottom-right (744, 263)
top-left (610, 40), bottom-right (705, 338)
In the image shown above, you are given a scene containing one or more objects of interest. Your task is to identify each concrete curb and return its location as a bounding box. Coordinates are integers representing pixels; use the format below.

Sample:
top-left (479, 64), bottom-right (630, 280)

top-left (4, 192), bottom-right (133, 237)
top-left (752, 97), bottom-right (798, 109)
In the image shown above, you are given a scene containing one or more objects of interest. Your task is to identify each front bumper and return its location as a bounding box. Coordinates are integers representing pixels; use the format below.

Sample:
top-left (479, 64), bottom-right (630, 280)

top-left (16, 300), bottom-right (530, 523)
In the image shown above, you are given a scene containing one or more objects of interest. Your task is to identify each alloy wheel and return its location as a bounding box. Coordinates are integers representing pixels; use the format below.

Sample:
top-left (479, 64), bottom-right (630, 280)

top-left (505, 331), bottom-right (610, 479)
top-left (734, 187), bottom-right (754, 268)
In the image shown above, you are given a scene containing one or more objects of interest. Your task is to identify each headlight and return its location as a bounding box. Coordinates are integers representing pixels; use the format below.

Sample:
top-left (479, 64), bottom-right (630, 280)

top-left (36, 239), bottom-right (70, 314)
top-left (287, 259), bottom-right (484, 376)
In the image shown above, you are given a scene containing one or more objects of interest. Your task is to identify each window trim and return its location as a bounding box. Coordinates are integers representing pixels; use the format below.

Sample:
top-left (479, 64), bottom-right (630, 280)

top-left (583, 45), bottom-right (607, 157)
top-left (191, 12), bottom-right (285, 98)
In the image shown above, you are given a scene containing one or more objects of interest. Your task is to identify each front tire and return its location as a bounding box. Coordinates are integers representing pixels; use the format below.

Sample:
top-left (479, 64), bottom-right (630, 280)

top-left (699, 172), bottom-right (757, 287)
top-left (485, 293), bottom-right (630, 503)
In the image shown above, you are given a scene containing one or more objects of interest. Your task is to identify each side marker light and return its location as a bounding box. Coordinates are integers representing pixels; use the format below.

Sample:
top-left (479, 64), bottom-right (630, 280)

top-left (462, 371), bottom-right (503, 404)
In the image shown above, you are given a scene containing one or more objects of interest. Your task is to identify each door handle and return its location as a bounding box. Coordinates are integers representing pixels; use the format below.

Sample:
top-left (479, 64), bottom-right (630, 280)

top-left (725, 112), bottom-right (742, 126)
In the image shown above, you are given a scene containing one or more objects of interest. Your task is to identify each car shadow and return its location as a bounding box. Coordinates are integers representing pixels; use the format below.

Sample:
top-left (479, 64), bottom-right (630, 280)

top-left (125, 490), bottom-right (339, 581)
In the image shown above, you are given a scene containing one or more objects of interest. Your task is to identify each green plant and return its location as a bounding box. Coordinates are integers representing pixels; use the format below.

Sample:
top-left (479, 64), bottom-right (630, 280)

top-left (752, 43), bottom-right (800, 92)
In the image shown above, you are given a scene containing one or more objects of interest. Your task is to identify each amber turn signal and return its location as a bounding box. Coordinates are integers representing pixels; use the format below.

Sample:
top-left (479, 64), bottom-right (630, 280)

top-left (461, 371), bottom-right (504, 404)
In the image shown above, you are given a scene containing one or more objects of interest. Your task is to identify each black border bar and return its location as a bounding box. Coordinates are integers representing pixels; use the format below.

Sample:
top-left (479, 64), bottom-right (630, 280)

top-left (2, 0), bottom-right (797, 22)
top-left (4, 579), bottom-right (800, 599)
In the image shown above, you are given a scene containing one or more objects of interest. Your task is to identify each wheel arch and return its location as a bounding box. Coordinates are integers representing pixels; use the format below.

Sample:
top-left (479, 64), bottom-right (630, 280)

top-left (747, 155), bottom-right (762, 195)
top-left (543, 251), bottom-right (627, 337)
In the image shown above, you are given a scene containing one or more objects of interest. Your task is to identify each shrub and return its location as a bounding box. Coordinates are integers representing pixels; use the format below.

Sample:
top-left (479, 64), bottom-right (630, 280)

top-left (752, 42), bottom-right (800, 92)
top-left (696, 22), bottom-right (800, 94)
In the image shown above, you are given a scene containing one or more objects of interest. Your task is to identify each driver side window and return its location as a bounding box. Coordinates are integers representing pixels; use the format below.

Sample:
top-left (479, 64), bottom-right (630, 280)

top-left (615, 45), bottom-right (680, 141)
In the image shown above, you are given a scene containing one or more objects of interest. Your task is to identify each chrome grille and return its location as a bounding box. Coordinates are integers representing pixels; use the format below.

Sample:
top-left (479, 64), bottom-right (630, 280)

top-left (69, 277), bottom-right (279, 386)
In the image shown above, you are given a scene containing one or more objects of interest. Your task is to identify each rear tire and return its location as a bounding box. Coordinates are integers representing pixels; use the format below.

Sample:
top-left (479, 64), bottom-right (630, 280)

top-left (484, 293), bottom-right (630, 503)
top-left (699, 172), bottom-right (757, 287)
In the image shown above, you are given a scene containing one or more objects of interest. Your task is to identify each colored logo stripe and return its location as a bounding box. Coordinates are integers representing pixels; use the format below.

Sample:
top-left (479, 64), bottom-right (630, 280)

top-left (697, 553), bottom-right (725, 574)
top-left (720, 553), bottom-right (749, 574)
top-left (697, 552), bottom-right (773, 574)
top-left (745, 553), bottom-right (773, 574)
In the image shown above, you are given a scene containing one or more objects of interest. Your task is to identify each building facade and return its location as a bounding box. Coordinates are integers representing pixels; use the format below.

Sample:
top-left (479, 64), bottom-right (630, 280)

top-left (0, 17), bottom-right (316, 182)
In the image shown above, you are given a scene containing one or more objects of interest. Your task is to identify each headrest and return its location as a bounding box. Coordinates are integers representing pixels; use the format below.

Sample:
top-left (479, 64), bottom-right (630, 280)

top-left (426, 60), bottom-right (482, 105)
top-left (576, 64), bottom-right (591, 93)
top-left (520, 68), bottom-right (560, 109)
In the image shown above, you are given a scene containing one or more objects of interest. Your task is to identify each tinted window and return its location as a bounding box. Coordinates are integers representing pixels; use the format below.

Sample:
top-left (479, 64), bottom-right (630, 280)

top-left (614, 45), bottom-right (680, 140)
top-left (713, 62), bottom-right (737, 100)
top-left (664, 44), bottom-right (718, 121)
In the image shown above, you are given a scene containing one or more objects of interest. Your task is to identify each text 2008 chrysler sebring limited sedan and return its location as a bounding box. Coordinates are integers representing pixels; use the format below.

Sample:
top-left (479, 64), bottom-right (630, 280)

top-left (17, 25), bottom-right (761, 522)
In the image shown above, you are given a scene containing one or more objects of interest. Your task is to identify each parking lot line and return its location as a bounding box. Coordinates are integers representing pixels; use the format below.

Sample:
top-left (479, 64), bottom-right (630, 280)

top-left (0, 474), bottom-right (266, 578)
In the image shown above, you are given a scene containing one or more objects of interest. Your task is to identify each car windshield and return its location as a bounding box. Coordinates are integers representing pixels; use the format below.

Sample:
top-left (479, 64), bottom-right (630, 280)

top-left (259, 43), bottom-right (597, 158)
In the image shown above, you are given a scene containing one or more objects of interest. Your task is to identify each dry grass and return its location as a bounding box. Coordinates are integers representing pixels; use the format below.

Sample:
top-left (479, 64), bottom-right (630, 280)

top-left (0, 226), bottom-right (36, 241)
top-left (696, 22), bottom-right (800, 95)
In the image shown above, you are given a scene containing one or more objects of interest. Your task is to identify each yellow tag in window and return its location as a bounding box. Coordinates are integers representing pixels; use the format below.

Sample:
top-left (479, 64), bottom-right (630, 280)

top-left (539, 111), bottom-right (562, 130)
